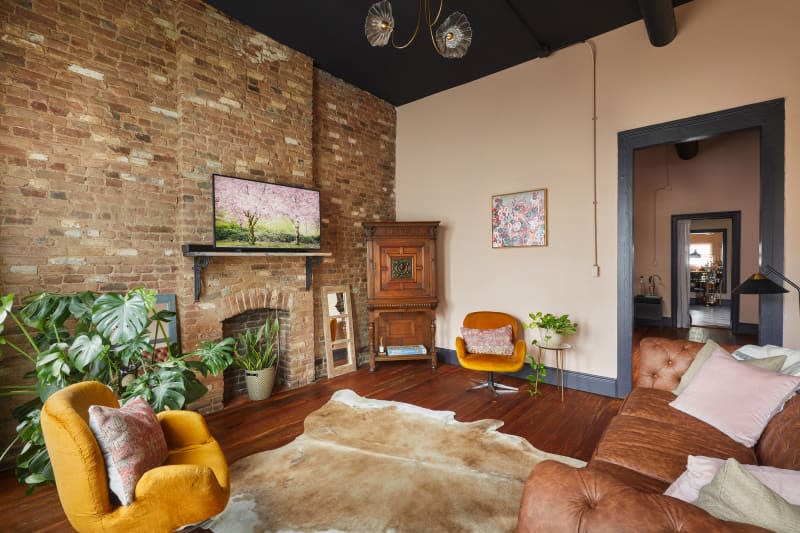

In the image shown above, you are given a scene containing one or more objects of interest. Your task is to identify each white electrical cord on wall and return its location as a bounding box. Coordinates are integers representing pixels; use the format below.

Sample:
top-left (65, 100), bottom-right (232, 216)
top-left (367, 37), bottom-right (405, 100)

top-left (584, 40), bottom-right (599, 277)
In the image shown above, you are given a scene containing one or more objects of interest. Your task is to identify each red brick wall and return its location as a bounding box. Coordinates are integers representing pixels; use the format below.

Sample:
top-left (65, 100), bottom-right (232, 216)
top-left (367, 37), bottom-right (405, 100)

top-left (313, 70), bottom-right (396, 376)
top-left (0, 0), bottom-right (396, 458)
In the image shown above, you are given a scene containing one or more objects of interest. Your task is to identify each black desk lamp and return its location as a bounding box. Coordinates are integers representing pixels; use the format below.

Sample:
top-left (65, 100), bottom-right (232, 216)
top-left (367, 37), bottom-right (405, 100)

top-left (733, 265), bottom-right (799, 313)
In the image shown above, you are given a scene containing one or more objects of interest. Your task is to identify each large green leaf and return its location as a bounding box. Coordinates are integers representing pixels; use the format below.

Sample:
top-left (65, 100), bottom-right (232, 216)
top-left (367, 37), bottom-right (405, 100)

top-left (92, 292), bottom-right (149, 345)
top-left (152, 366), bottom-right (187, 410)
top-left (68, 291), bottom-right (97, 330)
top-left (193, 337), bottom-right (235, 375)
top-left (68, 334), bottom-right (106, 373)
top-left (130, 287), bottom-right (157, 312)
top-left (20, 293), bottom-right (73, 332)
top-left (35, 344), bottom-right (72, 401)
top-left (182, 368), bottom-right (208, 405)
top-left (0, 293), bottom-right (13, 325)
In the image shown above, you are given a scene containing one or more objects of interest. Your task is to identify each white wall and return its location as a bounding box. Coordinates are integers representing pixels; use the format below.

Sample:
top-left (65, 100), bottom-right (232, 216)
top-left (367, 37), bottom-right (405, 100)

top-left (396, 0), bottom-right (800, 378)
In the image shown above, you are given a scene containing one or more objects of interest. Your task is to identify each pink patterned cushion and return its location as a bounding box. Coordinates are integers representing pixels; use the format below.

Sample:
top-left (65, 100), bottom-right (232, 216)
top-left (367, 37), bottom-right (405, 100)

top-left (461, 325), bottom-right (514, 356)
top-left (88, 396), bottom-right (168, 505)
top-left (665, 455), bottom-right (800, 504)
top-left (669, 349), bottom-right (800, 447)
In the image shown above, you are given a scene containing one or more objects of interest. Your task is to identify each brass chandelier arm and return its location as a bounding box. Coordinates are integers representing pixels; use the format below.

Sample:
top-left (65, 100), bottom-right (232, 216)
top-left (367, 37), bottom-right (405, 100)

top-left (390, 0), bottom-right (445, 50)
top-left (391, 0), bottom-right (424, 49)
top-left (426, 0), bottom-right (445, 53)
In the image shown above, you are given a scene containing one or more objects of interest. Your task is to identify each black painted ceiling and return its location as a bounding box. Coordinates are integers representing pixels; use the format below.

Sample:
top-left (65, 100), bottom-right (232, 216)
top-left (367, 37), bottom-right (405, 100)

top-left (205, 1), bottom-right (692, 106)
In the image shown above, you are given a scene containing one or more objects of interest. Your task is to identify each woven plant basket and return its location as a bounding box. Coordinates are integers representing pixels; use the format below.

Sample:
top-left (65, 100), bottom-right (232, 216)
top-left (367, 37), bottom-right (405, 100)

top-left (244, 367), bottom-right (276, 401)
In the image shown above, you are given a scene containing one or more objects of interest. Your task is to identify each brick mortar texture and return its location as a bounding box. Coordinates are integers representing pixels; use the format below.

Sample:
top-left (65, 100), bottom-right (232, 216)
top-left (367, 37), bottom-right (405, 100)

top-left (0, 0), bottom-right (396, 452)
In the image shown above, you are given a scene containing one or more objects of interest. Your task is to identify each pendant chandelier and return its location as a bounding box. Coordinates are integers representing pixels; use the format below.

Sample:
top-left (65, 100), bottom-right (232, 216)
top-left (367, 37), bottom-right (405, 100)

top-left (365, 0), bottom-right (473, 59)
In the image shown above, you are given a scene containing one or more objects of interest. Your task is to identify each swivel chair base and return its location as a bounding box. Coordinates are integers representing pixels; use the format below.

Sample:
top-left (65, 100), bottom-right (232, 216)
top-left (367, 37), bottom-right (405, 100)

top-left (470, 371), bottom-right (518, 396)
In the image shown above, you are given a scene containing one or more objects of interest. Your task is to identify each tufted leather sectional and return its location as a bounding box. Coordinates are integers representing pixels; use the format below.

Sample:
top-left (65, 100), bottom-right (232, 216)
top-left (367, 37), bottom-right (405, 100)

top-left (517, 337), bottom-right (800, 532)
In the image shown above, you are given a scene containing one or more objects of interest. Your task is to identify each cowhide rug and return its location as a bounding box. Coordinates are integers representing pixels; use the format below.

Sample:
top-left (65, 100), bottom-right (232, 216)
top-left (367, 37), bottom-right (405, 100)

top-left (204, 389), bottom-right (584, 533)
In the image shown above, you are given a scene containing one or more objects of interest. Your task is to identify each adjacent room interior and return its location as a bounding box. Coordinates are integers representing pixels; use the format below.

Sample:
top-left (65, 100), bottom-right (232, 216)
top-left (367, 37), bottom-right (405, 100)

top-left (1, 0), bottom-right (799, 531)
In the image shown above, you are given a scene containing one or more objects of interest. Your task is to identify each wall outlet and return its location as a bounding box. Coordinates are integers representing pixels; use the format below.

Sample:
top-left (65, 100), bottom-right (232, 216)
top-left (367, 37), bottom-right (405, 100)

top-left (592, 265), bottom-right (600, 277)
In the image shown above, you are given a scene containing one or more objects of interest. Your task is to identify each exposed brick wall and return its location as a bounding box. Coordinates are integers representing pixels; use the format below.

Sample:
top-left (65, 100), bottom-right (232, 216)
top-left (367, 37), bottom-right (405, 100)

top-left (0, 0), bottom-right (396, 459)
top-left (312, 70), bottom-right (396, 377)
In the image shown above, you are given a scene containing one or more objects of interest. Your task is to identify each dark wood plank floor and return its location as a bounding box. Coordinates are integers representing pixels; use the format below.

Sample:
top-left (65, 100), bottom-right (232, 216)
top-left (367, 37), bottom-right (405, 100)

top-left (0, 362), bottom-right (622, 533)
top-left (633, 324), bottom-right (757, 347)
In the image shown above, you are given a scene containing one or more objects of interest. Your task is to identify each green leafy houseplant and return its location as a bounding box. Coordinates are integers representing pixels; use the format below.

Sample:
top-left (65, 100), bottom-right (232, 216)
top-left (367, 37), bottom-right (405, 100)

top-left (523, 312), bottom-right (577, 396)
top-left (200, 315), bottom-right (279, 373)
top-left (201, 315), bottom-right (280, 401)
top-left (0, 289), bottom-right (235, 493)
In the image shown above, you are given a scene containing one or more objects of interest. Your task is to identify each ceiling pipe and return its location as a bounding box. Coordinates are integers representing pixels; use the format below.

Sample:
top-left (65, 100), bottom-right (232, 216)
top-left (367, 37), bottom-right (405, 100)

top-left (637, 0), bottom-right (677, 47)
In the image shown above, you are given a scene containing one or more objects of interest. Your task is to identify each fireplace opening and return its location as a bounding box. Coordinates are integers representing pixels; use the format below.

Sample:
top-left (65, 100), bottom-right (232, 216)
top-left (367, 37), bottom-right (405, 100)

top-left (221, 308), bottom-right (291, 404)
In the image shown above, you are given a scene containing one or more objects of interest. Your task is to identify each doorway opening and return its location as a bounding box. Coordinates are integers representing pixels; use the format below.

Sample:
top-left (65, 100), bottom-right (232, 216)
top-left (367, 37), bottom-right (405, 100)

top-left (670, 211), bottom-right (741, 332)
top-left (617, 99), bottom-right (785, 398)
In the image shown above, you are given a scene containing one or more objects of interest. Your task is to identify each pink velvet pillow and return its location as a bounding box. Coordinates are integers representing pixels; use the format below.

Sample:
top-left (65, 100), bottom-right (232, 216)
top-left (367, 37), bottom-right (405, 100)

top-left (669, 349), bottom-right (800, 447)
top-left (88, 396), bottom-right (168, 505)
top-left (460, 325), bottom-right (514, 356)
top-left (665, 455), bottom-right (800, 504)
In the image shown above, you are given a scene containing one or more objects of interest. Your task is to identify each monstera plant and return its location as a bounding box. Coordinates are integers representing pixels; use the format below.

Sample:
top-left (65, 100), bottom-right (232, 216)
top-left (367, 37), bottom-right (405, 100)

top-left (0, 288), bottom-right (235, 493)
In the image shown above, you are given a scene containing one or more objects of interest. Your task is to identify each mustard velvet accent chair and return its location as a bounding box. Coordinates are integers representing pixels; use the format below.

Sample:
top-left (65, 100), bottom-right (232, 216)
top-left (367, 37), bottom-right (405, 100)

top-left (40, 381), bottom-right (230, 533)
top-left (455, 311), bottom-right (527, 395)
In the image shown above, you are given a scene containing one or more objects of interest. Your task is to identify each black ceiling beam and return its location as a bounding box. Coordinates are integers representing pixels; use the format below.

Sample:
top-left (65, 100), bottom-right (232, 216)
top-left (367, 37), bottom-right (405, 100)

top-left (503, 0), bottom-right (550, 57)
top-left (637, 0), bottom-right (677, 47)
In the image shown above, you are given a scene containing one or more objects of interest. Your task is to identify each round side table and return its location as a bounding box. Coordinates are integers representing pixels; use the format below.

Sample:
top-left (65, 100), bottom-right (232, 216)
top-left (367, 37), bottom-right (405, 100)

top-left (537, 343), bottom-right (571, 401)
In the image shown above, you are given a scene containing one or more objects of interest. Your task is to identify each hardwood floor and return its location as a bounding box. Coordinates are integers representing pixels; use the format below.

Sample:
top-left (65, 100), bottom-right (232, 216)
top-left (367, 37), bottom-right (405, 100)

top-left (633, 324), bottom-right (757, 347)
top-left (0, 362), bottom-right (622, 532)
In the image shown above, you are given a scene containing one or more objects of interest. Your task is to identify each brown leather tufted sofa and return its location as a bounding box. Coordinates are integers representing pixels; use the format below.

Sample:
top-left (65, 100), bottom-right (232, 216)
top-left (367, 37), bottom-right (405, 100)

top-left (517, 337), bottom-right (800, 532)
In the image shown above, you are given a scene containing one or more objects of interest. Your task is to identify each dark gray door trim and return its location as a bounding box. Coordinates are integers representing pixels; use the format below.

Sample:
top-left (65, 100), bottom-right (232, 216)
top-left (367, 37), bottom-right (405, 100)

top-left (617, 99), bottom-right (785, 398)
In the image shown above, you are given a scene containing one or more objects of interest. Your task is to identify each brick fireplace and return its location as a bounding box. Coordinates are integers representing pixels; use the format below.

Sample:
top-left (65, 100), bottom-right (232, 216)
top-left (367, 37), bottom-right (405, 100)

top-left (189, 287), bottom-right (315, 413)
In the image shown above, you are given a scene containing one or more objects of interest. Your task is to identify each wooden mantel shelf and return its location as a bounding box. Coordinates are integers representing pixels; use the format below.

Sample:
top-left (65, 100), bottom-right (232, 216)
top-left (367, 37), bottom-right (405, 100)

top-left (181, 244), bottom-right (331, 301)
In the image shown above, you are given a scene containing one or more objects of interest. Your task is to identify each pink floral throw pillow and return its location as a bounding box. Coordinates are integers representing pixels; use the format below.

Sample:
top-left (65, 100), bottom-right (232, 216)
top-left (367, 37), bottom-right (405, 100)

top-left (461, 325), bottom-right (514, 356)
top-left (88, 396), bottom-right (168, 505)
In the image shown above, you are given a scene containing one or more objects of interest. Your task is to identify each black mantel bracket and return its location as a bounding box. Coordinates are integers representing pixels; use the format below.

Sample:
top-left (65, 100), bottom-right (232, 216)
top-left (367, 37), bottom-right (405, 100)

top-left (182, 244), bottom-right (330, 302)
top-left (191, 255), bottom-right (211, 302)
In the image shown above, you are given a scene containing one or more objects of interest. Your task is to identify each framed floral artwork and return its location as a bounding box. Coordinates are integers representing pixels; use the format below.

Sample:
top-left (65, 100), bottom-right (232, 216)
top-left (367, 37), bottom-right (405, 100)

top-left (491, 189), bottom-right (547, 248)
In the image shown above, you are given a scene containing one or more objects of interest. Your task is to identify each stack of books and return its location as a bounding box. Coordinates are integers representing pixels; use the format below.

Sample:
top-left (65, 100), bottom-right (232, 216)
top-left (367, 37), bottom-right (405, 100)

top-left (386, 345), bottom-right (427, 356)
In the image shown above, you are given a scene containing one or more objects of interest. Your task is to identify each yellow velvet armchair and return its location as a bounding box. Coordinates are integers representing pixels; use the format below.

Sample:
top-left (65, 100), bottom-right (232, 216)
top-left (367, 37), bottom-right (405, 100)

top-left (40, 381), bottom-right (230, 533)
top-left (455, 311), bottom-right (527, 395)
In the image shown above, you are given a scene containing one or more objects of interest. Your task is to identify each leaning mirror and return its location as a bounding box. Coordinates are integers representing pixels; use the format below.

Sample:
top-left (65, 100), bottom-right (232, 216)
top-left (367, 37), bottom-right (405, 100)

top-left (322, 285), bottom-right (357, 377)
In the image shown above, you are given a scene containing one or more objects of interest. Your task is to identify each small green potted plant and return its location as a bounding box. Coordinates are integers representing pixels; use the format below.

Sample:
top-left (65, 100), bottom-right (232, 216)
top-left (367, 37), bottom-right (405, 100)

top-left (525, 312), bottom-right (577, 349)
top-left (523, 312), bottom-right (577, 396)
top-left (203, 314), bottom-right (280, 401)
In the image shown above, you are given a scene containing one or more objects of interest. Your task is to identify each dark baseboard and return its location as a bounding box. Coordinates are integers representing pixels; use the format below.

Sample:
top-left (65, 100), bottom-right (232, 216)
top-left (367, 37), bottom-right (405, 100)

top-left (634, 317), bottom-right (667, 327)
top-left (736, 323), bottom-right (758, 335)
top-left (436, 348), bottom-right (618, 398)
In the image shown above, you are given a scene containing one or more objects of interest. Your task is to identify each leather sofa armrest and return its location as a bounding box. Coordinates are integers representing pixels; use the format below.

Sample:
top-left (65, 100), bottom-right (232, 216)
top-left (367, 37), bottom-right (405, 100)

top-left (633, 337), bottom-right (702, 391)
top-left (517, 460), bottom-right (769, 533)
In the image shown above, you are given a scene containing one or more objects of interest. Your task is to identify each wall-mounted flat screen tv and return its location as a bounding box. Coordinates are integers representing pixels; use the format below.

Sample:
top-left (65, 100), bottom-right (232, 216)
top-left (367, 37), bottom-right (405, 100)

top-left (212, 174), bottom-right (321, 251)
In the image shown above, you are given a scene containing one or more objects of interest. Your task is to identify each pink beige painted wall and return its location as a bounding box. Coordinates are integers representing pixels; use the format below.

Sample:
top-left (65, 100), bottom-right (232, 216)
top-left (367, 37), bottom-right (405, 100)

top-left (633, 129), bottom-right (760, 324)
top-left (396, 0), bottom-right (800, 378)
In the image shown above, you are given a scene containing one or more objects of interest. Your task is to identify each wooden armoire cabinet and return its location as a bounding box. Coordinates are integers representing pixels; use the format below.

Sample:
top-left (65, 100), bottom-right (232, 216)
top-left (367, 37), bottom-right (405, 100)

top-left (364, 221), bottom-right (439, 371)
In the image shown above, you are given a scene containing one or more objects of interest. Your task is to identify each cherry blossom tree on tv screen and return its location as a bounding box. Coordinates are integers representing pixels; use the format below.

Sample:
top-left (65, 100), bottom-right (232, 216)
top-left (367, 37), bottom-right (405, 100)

top-left (214, 177), bottom-right (320, 247)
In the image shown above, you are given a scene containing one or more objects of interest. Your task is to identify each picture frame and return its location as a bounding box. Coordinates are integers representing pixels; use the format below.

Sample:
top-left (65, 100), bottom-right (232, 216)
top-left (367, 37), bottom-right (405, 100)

top-left (148, 294), bottom-right (179, 352)
top-left (491, 189), bottom-right (547, 248)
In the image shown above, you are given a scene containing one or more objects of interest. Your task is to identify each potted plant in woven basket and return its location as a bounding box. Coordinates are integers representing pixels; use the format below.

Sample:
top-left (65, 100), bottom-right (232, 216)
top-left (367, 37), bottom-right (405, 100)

top-left (203, 314), bottom-right (280, 401)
